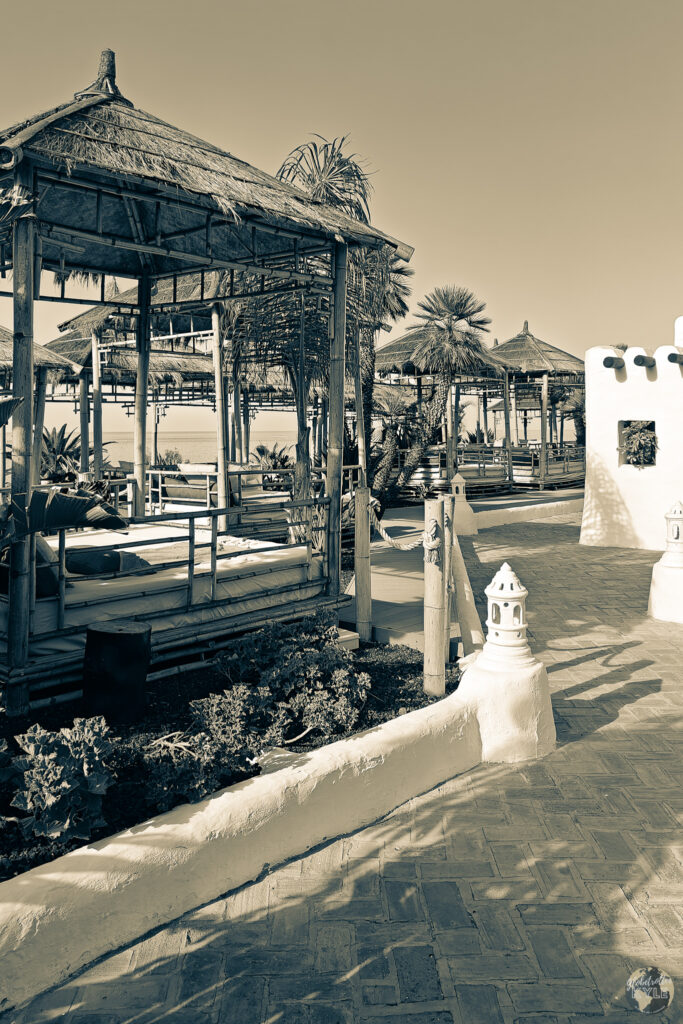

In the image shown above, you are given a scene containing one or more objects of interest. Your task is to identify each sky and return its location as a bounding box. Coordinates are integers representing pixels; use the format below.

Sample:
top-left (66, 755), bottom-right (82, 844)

top-left (1, 0), bottom-right (683, 434)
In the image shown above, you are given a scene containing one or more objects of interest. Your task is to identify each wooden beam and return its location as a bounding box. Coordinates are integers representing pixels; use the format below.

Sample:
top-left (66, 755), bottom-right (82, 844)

top-left (539, 372), bottom-right (548, 491)
top-left (353, 328), bottom-right (367, 486)
top-left (79, 375), bottom-right (90, 474)
top-left (91, 329), bottom-right (103, 479)
top-left (7, 161), bottom-right (35, 700)
top-left (502, 372), bottom-right (514, 487)
top-left (31, 367), bottom-right (47, 488)
top-left (211, 303), bottom-right (229, 532)
top-left (133, 274), bottom-right (151, 515)
top-left (326, 243), bottom-right (347, 599)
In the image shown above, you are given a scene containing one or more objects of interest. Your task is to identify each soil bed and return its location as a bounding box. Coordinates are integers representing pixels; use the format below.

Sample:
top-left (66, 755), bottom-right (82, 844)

top-left (0, 639), bottom-right (459, 883)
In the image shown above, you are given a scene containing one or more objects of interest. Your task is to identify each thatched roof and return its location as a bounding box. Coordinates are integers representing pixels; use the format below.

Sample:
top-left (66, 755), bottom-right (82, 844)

top-left (491, 322), bottom-right (584, 377)
top-left (0, 325), bottom-right (80, 373)
top-left (375, 327), bottom-right (512, 378)
top-left (57, 275), bottom-right (216, 335)
top-left (45, 331), bottom-right (212, 383)
top-left (0, 51), bottom-right (411, 282)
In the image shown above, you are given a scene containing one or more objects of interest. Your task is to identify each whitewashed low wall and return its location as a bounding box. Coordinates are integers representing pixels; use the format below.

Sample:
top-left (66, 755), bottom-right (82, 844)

top-left (0, 692), bottom-right (482, 1012)
top-left (476, 497), bottom-right (583, 529)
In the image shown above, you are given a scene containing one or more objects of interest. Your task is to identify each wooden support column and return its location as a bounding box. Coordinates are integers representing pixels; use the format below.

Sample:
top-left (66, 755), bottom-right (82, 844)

top-left (539, 372), bottom-right (549, 491)
top-left (482, 391), bottom-right (489, 439)
top-left (453, 383), bottom-right (461, 472)
top-left (233, 377), bottom-right (243, 465)
top-left (211, 303), bottom-right (228, 532)
top-left (502, 372), bottom-right (514, 487)
top-left (242, 389), bottom-right (251, 459)
top-left (293, 294), bottom-right (311, 503)
top-left (31, 366), bottom-right (47, 488)
top-left (133, 273), bottom-right (151, 516)
top-left (353, 328), bottom-right (367, 486)
top-left (321, 395), bottom-right (328, 457)
top-left (311, 395), bottom-right (319, 464)
top-left (326, 242), bottom-right (347, 599)
top-left (423, 497), bottom-right (445, 696)
top-left (446, 382), bottom-right (455, 481)
top-left (443, 493), bottom-right (454, 662)
top-left (79, 375), bottom-right (89, 475)
top-left (511, 379), bottom-right (519, 445)
top-left (354, 485), bottom-right (372, 641)
top-left (91, 329), bottom-right (103, 480)
top-left (8, 162), bottom-right (36, 699)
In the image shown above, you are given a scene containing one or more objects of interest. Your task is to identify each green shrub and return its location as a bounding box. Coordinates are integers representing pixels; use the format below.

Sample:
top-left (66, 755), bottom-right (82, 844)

top-left (11, 717), bottom-right (115, 842)
top-left (619, 420), bottom-right (657, 467)
top-left (213, 613), bottom-right (371, 744)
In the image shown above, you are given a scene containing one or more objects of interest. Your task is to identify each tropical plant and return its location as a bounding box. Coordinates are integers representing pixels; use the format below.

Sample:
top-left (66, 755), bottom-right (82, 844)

top-left (250, 442), bottom-right (294, 471)
top-left (370, 388), bottom-right (416, 497)
top-left (40, 425), bottom-right (82, 479)
top-left (465, 427), bottom-right (495, 444)
top-left (0, 486), bottom-right (126, 547)
top-left (395, 286), bottom-right (494, 487)
top-left (277, 135), bottom-right (372, 222)
top-left (619, 420), bottom-right (657, 467)
top-left (11, 717), bottom-right (115, 842)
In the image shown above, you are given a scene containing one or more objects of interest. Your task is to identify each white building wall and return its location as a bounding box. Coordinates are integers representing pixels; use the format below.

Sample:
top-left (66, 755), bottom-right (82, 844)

top-left (580, 339), bottom-right (683, 551)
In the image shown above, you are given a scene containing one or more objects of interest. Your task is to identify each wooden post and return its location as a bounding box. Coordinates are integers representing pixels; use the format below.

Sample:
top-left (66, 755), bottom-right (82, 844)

top-left (423, 497), bottom-right (445, 696)
top-left (442, 493), bottom-right (454, 662)
top-left (523, 409), bottom-right (528, 442)
top-left (79, 375), bottom-right (89, 475)
top-left (326, 242), bottom-right (347, 599)
top-left (453, 383), bottom-right (461, 472)
top-left (8, 162), bottom-right (36, 699)
top-left (133, 273), bottom-right (151, 516)
top-left (446, 382), bottom-right (455, 481)
top-left (353, 328), bottom-right (367, 486)
top-left (321, 395), bottom-right (328, 458)
top-left (31, 366), bottom-right (47, 487)
top-left (502, 372), bottom-right (514, 487)
top-left (311, 394), bottom-right (319, 463)
top-left (482, 391), bottom-right (489, 439)
top-left (211, 303), bottom-right (228, 532)
top-left (243, 389), bottom-right (251, 460)
top-left (354, 485), bottom-right (372, 641)
top-left (91, 329), bottom-right (103, 480)
top-left (1, 423), bottom-right (6, 493)
top-left (234, 377), bottom-right (243, 465)
top-left (539, 372), bottom-right (549, 490)
top-left (293, 294), bottom-right (311, 506)
top-left (511, 380), bottom-right (519, 445)
top-left (416, 375), bottom-right (423, 413)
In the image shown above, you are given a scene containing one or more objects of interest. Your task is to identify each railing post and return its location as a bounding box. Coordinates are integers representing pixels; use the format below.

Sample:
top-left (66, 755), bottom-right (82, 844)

top-left (210, 513), bottom-right (218, 602)
top-left (57, 528), bottom-right (66, 631)
top-left (423, 497), bottom-right (445, 695)
top-left (354, 486), bottom-right (372, 642)
top-left (187, 518), bottom-right (195, 609)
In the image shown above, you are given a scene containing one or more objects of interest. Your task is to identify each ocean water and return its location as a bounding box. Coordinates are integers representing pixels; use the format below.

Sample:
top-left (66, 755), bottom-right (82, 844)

top-left (105, 430), bottom-right (299, 465)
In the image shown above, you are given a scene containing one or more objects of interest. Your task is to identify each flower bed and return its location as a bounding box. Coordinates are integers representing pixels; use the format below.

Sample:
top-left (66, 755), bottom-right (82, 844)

top-left (0, 616), bottom-right (459, 882)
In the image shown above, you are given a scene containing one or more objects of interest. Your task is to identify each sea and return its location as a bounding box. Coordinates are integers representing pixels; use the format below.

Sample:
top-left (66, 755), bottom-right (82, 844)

top-left (105, 429), bottom-right (298, 465)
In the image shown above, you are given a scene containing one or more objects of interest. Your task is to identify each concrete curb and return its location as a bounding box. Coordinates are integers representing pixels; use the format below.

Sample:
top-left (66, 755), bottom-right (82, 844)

top-left (476, 497), bottom-right (583, 529)
top-left (0, 691), bottom-right (481, 1011)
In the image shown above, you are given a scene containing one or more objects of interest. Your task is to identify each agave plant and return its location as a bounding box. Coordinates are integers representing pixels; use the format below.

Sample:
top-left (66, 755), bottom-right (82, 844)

top-left (41, 426), bottom-right (82, 479)
top-left (0, 486), bottom-right (126, 546)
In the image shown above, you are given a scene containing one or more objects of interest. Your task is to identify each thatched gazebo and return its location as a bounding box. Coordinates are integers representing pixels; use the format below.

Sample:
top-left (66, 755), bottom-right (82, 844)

top-left (490, 321), bottom-right (584, 487)
top-left (0, 49), bottom-right (411, 707)
top-left (375, 327), bottom-right (516, 483)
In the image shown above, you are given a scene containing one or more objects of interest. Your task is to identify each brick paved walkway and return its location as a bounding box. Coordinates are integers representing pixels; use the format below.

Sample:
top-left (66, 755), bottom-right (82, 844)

top-left (10, 515), bottom-right (683, 1024)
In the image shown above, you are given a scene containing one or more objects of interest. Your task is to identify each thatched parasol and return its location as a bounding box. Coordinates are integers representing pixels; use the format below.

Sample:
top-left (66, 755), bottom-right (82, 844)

top-left (375, 326), bottom-right (513, 379)
top-left (0, 325), bottom-right (80, 375)
top-left (491, 322), bottom-right (584, 377)
top-left (45, 331), bottom-right (213, 385)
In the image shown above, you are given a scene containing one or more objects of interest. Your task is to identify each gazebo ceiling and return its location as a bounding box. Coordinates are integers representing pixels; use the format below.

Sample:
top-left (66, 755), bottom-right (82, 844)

top-left (492, 322), bottom-right (584, 377)
top-left (0, 50), bottom-right (412, 294)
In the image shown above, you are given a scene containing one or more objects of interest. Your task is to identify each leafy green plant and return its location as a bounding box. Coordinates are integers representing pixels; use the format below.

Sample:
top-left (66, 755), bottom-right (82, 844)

top-left (214, 613), bottom-right (371, 745)
top-left (11, 717), bottom-right (115, 842)
top-left (152, 448), bottom-right (183, 470)
top-left (619, 420), bottom-right (657, 467)
top-left (465, 427), bottom-right (495, 444)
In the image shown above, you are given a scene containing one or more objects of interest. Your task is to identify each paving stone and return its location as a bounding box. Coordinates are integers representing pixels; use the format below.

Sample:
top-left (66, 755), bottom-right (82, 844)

top-left (470, 904), bottom-right (525, 950)
top-left (449, 952), bottom-right (537, 981)
top-left (421, 880), bottom-right (474, 929)
top-left (393, 945), bottom-right (443, 1002)
top-left (420, 859), bottom-right (493, 878)
top-left (526, 927), bottom-right (585, 979)
top-left (385, 880), bottom-right (423, 921)
top-left (218, 976), bottom-right (266, 1023)
top-left (358, 945), bottom-right (392, 980)
top-left (455, 983), bottom-right (505, 1024)
top-left (534, 860), bottom-right (585, 897)
top-left (518, 903), bottom-right (597, 926)
top-left (580, 953), bottom-right (634, 1007)
top-left (361, 983), bottom-right (399, 1005)
top-left (314, 923), bottom-right (353, 975)
top-left (507, 981), bottom-right (603, 1014)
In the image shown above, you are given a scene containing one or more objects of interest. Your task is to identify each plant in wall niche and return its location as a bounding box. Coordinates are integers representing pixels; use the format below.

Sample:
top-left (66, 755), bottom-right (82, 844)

top-left (11, 717), bottom-right (115, 842)
top-left (619, 420), bottom-right (658, 467)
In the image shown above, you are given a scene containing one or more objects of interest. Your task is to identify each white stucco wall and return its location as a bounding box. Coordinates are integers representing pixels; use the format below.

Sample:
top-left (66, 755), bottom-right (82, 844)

top-left (580, 343), bottom-right (683, 551)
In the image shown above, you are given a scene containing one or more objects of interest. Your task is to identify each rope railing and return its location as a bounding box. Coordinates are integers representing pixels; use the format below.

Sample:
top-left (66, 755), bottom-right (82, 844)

top-left (369, 504), bottom-right (427, 552)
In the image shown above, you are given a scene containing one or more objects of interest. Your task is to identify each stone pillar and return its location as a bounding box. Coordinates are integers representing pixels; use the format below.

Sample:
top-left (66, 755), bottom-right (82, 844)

top-left (457, 562), bottom-right (556, 762)
top-left (451, 472), bottom-right (478, 535)
top-left (648, 501), bottom-right (683, 622)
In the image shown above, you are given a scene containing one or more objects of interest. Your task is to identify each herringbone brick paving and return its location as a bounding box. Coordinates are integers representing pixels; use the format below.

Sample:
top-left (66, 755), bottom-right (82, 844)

top-left (8, 515), bottom-right (683, 1023)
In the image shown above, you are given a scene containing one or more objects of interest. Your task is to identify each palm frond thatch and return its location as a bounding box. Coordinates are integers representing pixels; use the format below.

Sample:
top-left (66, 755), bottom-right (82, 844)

top-left (492, 321), bottom-right (584, 376)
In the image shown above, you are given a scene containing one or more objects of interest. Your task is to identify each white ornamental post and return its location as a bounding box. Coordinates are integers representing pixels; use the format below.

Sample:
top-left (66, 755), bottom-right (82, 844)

top-left (451, 472), bottom-right (478, 535)
top-left (648, 501), bottom-right (683, 622)
top-left (457, 562), bottom-right (556, 762)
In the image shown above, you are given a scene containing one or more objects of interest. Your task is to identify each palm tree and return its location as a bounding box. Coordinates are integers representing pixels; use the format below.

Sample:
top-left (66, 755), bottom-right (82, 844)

top-left (370, 388), bottom-right (416, 498)
top-left (278, 136), bottom-right (412, 482)
top-left (395, 286), bottom-right (493, 488)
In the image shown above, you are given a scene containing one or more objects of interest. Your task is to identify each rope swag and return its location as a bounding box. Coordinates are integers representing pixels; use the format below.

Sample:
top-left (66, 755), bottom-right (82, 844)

top-left (368, 505), bottom-right (441, 560)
